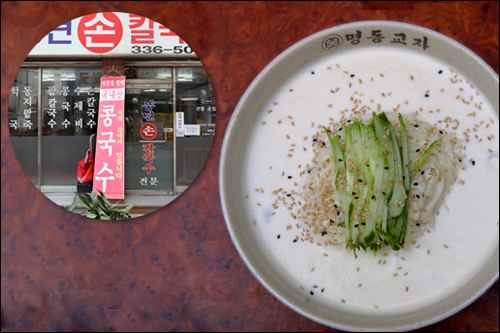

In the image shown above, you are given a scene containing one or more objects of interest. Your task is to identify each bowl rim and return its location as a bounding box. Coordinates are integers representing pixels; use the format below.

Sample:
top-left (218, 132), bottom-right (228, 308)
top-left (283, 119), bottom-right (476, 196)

top-left (220, 20), bottom-right (499, 331)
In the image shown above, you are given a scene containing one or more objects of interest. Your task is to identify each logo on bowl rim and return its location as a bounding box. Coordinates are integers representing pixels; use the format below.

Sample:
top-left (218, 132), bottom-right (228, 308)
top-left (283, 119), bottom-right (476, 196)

top-left (321, 34), bottom-right (343, 51)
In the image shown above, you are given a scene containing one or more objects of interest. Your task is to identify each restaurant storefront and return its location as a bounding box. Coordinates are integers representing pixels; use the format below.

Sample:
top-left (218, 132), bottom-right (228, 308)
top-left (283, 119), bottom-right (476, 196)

top-left (8, 12), bottom-right (215, 199)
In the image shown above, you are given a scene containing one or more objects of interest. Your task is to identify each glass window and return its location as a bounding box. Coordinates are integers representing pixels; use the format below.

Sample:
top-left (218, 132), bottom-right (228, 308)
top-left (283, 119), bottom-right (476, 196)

top-left (124, 87), bottom-right (174, 193)
top-left (135, 67), bottom-right (172, 80)
top-left (41, 68), bottom-right (101, 185)
top-left (8, 68), bottom-right (39, 185)
top-left (41, 68), bottom-right (101, 137)
top-left (175, 67), bottom-right (215, 186)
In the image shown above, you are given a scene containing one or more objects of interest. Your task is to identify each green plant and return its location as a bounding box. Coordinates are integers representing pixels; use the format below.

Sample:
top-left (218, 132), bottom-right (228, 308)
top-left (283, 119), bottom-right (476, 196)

top-left (68, 189), bottom-right (135, 220)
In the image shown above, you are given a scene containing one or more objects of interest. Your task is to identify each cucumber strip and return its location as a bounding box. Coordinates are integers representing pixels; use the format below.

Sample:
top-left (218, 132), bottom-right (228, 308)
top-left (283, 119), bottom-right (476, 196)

top-left (343, 124), bottom-right (357, 247)
top-left (325, 127), bottom-right (345, 188)
top-left (325, 113), bottom-right (415, 256)
top-left (360, 130), bottom-right (388, 251)
top-left (412, 136), bottom-right (444, 175)
top-left (371, 113), bottom-right (405, 219)
top-left (325, 127), bottom-right (347, 228)
top-left (344, 120), bottom-right (389, 252)
top-left (385, 207), bottom-right (408, 250)
top-left (398, 113), bottom-right (410, 192)
top-left (385, 117), bottom-right (406, 219)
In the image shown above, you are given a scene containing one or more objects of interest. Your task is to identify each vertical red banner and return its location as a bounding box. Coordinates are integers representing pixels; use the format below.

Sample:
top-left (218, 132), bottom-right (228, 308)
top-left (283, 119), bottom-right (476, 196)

top-left (93, 76), bottom-right (125, 199)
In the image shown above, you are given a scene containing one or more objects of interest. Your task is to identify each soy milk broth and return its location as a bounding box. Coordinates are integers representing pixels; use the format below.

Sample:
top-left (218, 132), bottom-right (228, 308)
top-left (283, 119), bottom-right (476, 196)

top-left (240, 46), bottom-right (499, 316)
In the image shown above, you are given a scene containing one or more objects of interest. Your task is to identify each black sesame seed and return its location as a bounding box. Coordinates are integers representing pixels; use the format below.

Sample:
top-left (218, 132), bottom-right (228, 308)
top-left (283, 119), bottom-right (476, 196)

top-left (310, 291), bottom-right (314, 295)
top-left (382, 192), bottom-right (386, 195)
top-left (416, 223), bottom-right (421, 226)
top-left (347, 120), bottom-right (351, 123)
top-left (354, 196), bottom-right (359, 199)
top-left (361, 223), bottom-right (366, 226)
top-left (416, 195), bottom-right (420, 199)
top-left (311, 71), bottom-right (315, 75)
top-left (277, 235), bottom-right (281, 239)
top-left (472, 160), bottom-right (476, 165)
top-left (354, 224), bottom-right (359, 228)
top-left (287, 194), bottom-right (292, 197)
top-left (339, 159), bottom-right (343, 162)
top-left (384, 166), bottom-right (389, 170)
top-left (293, 239), bottom-right (298, 243)
top-left (350, 74), bottom-right (355, 77)
top-left (438, 70), bottom-right (443, 74)
top-left (439, 130), bottom-right (443, 134)
top-left (337, 211), bottom-right (340, 216)
top-left (313, 138), bottom-right (317, 142)
top-left (330, 219), bottom-right (334, 223)
top-left (322, 231), bottom-right (327, 236)
top-left (352, 192), bottom-right (356, 195)
top-left (322, 141), bottom-right (326, 146)
top-left (307, 170), bottom-right (311, 174)
top-left (413, 182), bottom-right (418, 186)
top-left (371, 195), bottom-right (375, 200)
top-left (339, 127), bottom-right (343, 131)
top-left (416, 149), bottom-right (421, 152)
top-left (425, 94), bottom-right (429, 97)
top-left (414, 124), bottom-right (419, 128)
top-left (334, 205), bottom-right (337, 208)
top-left (421, 171), bottom-right (425, 175)
top-left (459, 159), bottom-right (462, 162)
top-left (358, 179), bottom-right (363, 182)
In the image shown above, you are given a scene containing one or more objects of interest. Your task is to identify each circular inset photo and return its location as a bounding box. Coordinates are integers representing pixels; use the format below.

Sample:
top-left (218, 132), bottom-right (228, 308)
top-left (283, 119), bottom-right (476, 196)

top-left (7, 12), bottom-right (216, 218)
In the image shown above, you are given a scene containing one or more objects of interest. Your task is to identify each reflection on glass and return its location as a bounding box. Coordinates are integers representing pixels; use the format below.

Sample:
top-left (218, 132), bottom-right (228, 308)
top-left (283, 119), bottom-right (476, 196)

top-left (8, 65), bottom-right (217, 193)
top-left (41, 68), bottom-right (101, 137)
top-left (8, 69), bottom-right (39, 184)
top-left (124, 86), bottom-right (174, 193)
top-left (40, 68), bottom-right (101, 185)
top-left (175, 67), bottom-right (215, 186)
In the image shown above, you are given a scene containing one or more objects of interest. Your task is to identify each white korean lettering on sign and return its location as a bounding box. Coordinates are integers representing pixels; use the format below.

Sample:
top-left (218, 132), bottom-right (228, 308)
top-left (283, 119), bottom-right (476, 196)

top-left (95, 162), bottom-right (115, 192)
top-left (140, 123), bottom-right (157, 140)
top-left (100, 105), bottom-right (117, 127)
top-left (80, 13), bottom-right (122, 52)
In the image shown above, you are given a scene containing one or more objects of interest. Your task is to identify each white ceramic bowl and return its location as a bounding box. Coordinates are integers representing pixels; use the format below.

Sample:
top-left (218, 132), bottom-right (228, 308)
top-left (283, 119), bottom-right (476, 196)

top-left (219, 21), bottom-right (499, 331)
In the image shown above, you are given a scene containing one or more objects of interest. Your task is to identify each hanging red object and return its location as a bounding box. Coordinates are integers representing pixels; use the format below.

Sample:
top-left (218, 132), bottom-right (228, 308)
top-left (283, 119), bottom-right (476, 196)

top-left (77, 134), bottom-right (95, 183)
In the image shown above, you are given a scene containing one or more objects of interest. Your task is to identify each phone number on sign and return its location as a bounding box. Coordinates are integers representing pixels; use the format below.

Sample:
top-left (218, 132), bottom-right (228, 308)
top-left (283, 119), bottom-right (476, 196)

top-left (131, 46), bottom-right (194, 54)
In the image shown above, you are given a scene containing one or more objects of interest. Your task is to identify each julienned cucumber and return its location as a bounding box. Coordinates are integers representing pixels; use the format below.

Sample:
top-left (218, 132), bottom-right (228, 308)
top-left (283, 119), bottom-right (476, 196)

top-left (325, 112), bottom-right (441, 256)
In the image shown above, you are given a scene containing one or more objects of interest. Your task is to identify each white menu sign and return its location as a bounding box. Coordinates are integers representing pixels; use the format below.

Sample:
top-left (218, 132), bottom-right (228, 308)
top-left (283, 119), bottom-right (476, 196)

top-left (184, 124), bottom-right (200, 136)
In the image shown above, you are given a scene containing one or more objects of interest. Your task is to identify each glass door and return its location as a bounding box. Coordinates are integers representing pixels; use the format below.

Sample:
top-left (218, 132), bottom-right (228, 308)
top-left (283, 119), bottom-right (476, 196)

top-left (174, 67), bottom-right (216, 188)
top-left (124, 80), bottom-right (174, 194)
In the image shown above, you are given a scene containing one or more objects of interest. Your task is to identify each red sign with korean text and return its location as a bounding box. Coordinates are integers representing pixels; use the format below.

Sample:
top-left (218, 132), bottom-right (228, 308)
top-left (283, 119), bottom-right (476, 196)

top-left (140, 123), bottom-right (157, 140)
top-left (78, 12), bottom-right (123, 54)
top-left (30, 12), bottom-right (194, 58)
top-left (93, 76), bottom-right (125, 199)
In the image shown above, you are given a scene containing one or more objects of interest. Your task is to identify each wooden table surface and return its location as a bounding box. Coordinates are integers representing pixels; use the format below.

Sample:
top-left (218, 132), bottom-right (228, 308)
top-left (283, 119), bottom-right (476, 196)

top-left (1, 2), bottom-right (498, 332)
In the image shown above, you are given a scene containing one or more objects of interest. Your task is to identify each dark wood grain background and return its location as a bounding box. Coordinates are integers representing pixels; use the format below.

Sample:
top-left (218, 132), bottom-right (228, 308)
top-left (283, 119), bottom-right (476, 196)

top-left (1, 2), bottom-right (498, 332)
